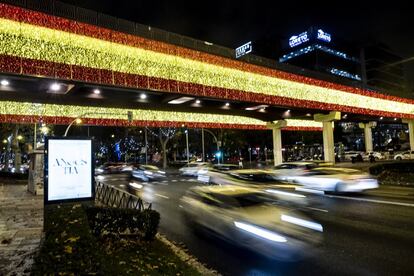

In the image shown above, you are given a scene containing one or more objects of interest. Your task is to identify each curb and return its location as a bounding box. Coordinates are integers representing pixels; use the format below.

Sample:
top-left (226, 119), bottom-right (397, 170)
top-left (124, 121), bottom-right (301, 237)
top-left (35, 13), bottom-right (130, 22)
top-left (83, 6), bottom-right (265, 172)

top-left (156, 233), bottom-right (221, 276)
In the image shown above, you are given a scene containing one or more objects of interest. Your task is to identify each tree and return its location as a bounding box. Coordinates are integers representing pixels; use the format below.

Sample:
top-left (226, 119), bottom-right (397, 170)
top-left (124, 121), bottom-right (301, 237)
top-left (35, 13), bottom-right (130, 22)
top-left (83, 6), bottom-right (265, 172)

top-left (147, 127), bottom-right (177, 169)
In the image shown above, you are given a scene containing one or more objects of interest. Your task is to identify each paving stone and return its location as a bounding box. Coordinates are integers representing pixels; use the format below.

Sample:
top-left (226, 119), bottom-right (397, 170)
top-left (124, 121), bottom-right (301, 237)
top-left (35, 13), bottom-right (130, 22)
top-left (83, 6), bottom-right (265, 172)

top-left (0, 183), bottom-right (43, 275)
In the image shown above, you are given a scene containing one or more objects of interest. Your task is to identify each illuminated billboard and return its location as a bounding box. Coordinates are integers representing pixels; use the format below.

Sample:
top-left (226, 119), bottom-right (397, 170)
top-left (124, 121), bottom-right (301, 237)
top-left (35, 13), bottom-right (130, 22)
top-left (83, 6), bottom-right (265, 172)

top-left (45, 138), bottom-right (94, 203)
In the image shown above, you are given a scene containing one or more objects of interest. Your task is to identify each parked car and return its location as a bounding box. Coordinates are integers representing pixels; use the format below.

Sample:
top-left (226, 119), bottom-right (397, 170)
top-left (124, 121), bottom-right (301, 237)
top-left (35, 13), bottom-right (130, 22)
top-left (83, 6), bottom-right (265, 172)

top-left (180, 185), bottom-right (322, 260)
top-left (179, 162), bottom-right (211, 176)
top-left (394, 151), bottom-right (414, 160)
top-left (131, 165), bottom-right (166, 182)
top-left (363, 151), bottom-right (385, 161)
top-left (342, 151), bottom-right (364, 162)
top-left (290, 167), bottom-right (378, 193)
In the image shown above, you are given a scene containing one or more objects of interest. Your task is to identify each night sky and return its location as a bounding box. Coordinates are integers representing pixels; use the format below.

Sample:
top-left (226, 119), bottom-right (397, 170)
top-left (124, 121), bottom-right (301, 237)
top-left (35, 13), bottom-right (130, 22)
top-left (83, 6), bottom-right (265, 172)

top-left (61, 0), bottom-right (414, 88)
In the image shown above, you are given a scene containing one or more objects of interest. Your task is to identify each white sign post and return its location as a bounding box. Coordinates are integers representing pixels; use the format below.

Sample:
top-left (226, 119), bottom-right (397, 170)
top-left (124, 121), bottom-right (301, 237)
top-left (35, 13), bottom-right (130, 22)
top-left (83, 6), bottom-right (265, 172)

top-left (45, 138), bottom-right (94, 204)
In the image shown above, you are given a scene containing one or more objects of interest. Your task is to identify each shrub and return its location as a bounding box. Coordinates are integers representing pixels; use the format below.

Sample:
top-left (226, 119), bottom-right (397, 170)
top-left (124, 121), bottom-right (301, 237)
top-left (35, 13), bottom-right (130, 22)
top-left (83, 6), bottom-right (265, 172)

top-left (85, 206), bottom-right (160, 240)
top-left (370, 161), bottom-right (414, 175)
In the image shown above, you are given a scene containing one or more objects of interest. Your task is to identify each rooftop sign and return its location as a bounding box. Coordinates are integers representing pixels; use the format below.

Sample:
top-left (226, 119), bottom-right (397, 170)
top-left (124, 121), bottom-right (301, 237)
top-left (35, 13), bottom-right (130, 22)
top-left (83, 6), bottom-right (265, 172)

top-left (235, 41), bottom-right (253, 58)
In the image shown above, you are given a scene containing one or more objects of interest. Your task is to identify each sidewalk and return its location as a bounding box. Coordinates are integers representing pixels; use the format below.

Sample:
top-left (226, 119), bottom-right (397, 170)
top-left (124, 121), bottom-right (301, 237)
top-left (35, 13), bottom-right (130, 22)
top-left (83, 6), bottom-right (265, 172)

top-left (0, 183), bottom-right (43, 275)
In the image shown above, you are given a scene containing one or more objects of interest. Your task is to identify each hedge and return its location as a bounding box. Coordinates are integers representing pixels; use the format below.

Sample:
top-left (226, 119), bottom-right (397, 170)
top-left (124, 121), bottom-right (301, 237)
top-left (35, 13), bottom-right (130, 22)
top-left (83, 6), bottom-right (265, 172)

top-left (369, 161), bottom-right (414, 175)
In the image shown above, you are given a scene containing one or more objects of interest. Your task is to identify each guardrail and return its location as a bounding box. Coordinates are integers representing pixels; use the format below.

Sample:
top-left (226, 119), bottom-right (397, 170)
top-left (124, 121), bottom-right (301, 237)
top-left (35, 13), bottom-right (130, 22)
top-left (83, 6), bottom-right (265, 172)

top-left (95, 181), bottom-right (152, 211)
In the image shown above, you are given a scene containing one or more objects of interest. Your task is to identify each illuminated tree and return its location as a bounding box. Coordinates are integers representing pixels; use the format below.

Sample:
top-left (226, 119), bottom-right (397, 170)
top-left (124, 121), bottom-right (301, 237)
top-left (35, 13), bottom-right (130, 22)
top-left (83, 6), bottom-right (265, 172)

top-left (147, 127), bottom-right (177, 169)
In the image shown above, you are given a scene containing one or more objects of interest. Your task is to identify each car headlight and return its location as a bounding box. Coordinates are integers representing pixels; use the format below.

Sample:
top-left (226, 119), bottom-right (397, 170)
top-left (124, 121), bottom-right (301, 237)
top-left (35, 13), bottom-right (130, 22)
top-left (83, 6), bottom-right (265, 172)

top-left (281, 215), bottom-right (323, 232)
top-left (234, 221), bottom-right (287, 243)
top-left (144, 170), bottom-right (153, 175)
top-left (157, 170), bottom-right (166, 174)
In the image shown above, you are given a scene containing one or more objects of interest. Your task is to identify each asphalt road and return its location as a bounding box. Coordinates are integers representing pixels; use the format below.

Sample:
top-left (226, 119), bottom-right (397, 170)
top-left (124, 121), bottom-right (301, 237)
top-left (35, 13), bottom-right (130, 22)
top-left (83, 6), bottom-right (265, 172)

top-left (98, 173), bottom-right (414, 276)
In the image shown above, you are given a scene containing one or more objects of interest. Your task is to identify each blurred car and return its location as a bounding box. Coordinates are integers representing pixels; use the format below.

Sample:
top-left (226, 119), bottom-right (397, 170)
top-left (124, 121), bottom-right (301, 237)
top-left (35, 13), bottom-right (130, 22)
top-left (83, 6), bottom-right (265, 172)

top-left (94, 162), bottom-right (125, 175)
top-left (131, 165), bottom-right (166, 182)
top-left (394, 150), bottom-right (414, 160)
top-left (213, 164), bottom-right (242, 171)
top-left (290, 167), bottom-right (379, 193)
top-left (180, 185), bottom-right (322, 260)
top-left (179, 162), bottom-right (211, 176)
top-left (197, 169), bottom-right (309, 205)
top-left (270, 162), bottom-right (320, 181)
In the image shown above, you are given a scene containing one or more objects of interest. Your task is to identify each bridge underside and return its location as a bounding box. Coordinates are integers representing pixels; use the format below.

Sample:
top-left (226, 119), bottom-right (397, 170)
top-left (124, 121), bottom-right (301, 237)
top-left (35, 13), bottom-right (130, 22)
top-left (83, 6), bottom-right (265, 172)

top-left (0, 73), bottom-right (325, 130)
top-left (0, 73), bottom-right (404, 131)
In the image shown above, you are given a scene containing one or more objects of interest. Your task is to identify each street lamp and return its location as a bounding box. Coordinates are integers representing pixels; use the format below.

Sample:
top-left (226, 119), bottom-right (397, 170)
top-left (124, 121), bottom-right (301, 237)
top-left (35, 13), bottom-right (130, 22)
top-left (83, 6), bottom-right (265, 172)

top-left (63, 118), bottom-right (82, 137)
top-left (185, 129), bottom-right (189, 164)
top-left (201, 128), bottom-right (220, 164)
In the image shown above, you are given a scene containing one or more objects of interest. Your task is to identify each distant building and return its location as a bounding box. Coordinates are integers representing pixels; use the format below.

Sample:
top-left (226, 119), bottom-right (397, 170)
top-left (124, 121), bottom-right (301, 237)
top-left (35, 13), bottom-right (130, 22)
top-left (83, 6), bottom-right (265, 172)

top-left (278, 27), bottom-right (362, 82)
top-left (361, 43), bottom-right (408, 96)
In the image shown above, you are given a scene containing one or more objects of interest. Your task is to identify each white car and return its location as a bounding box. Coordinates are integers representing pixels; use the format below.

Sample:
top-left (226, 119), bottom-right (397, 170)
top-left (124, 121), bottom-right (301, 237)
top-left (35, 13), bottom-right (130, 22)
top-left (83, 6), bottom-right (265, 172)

top-left (342, 151), bottom-right (364, 161)
top-left (394, 151), bottom-right (414, 160)
top-left (180, 185), bottom-right (323, 260)
top-left (363, 151), bottom-right (385, 161)
top-left (270, 162), bottom-right (320, 181)
top-left (179, 162), bottom-right (211, 176)
top-left (291, 167), bottom-right (378, 193)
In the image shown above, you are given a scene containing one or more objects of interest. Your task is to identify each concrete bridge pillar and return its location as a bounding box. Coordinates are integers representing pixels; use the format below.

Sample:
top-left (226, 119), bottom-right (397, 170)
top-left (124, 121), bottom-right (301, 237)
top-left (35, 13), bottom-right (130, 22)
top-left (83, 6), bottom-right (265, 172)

top-left (314, 111), bottom-right (341, 164)
top-left (358, 122), bottom-right (377, 152)
top-left (403, 119), bottom-right (414, 151)
top-left (267, 120), bottom-right (287, 166)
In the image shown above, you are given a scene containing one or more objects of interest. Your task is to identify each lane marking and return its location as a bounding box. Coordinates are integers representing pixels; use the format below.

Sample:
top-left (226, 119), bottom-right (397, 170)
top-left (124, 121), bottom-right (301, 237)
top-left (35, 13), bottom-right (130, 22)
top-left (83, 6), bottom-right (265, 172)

top-left (325, 194), bottom-right (414, 207)
top-left (295, 187), bottom-right (325, 195)
top-left (306, 207), bottom-right (328, 213)
top-left (155, 193), bottom-right (169, 199)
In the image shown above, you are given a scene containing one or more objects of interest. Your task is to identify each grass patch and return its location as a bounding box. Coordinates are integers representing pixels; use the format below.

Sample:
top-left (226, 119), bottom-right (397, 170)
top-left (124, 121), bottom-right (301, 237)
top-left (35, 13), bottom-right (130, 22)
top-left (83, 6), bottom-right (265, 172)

top-left (32, 203), bottom-right (202, 275)
top-left (99, 237), bottom-right (200, 275)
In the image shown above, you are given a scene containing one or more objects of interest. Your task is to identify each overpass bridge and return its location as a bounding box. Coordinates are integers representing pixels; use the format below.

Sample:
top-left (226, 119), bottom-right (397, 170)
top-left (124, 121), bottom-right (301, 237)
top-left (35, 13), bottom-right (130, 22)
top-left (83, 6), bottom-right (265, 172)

top-left (0, 2), bottom-right (413, 164)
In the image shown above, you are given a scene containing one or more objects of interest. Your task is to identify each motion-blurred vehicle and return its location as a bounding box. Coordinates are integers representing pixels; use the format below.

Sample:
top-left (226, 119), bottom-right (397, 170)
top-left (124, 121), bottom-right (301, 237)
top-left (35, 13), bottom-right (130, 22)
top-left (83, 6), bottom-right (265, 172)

top-left (179, 162), bottom-right (211, 176)
top-left (94, 162), bottom-right (125, 175)
top-left (197, 169), bottom-right (309, 205)
top-left (291, 167), bottom-right (379, 192)
top-left (180, 185), bottom-right (323, 260)
top-left (343, 151), bottom-right (364, 162)
top-left (394, 150), bottom-right (414, 160)
top-left (213, 164), bottom-right (242, 171)
top-left (131, 165), bottom-right (166, 182)
top-left (270, 162), bottom-right (320, 181)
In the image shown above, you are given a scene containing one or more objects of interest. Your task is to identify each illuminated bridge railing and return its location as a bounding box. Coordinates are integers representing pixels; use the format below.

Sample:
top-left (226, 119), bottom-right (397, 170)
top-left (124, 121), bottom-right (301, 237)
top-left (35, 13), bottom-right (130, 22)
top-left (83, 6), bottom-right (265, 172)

top-left (0, 0), bottom-right (373, 92)
top-left (95, 181), bottom-right (152, 211)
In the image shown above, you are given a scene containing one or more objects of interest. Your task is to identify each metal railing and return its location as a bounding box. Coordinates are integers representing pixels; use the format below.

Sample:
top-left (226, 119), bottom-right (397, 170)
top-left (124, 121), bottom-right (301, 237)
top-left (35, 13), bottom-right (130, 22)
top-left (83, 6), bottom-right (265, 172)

top-left (95, 181), bottom-right (152, 211)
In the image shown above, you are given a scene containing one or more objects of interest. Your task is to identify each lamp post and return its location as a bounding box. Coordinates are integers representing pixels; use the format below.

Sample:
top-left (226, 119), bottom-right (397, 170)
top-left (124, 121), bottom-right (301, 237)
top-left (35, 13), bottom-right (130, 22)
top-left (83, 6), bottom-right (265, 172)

top-left (201, 128), bottom-right (220, 162)
top-left (185, 129), bottom-right (189, 164)
top-left (63, 118), bottom-right (82, 137)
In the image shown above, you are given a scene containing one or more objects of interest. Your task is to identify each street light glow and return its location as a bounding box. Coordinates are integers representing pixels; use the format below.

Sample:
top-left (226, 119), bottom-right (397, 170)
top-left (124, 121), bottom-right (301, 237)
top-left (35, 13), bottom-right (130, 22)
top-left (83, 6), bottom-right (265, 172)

top-left (17, 135), bottom-right (23, 140)
top-left (75, 118), bottom-right (82, 124)
top-left (50, 83), bottom-right (61, 91)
